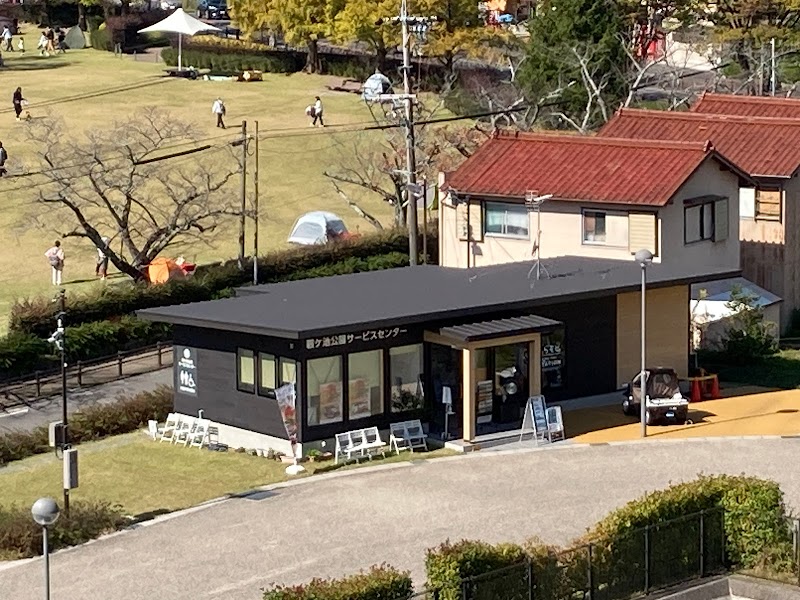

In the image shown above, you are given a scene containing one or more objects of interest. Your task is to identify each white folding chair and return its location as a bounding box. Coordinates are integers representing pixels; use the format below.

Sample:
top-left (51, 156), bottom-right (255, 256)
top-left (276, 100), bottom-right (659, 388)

top-left (363, 426), bottom-right (386, 459)
top-left (188, 419), bottom-right (209, 449)
top-left (389, 422), bottom-right (411, 453)
top-left (404, 420), bottom-right (428, 451)
top-left (148, 419), bottom-right (164, 441)
top-left (159, 413), bottom-right (179, 443)
top-left (174, 416), bottom-right (196, 446)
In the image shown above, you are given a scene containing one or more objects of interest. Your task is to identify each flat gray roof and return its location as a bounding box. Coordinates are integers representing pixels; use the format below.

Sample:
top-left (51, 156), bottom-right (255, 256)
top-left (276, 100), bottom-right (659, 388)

top-left (138, 256), bottom-right (739, 339)
top-left (439, 314), bottom-right (562, 342)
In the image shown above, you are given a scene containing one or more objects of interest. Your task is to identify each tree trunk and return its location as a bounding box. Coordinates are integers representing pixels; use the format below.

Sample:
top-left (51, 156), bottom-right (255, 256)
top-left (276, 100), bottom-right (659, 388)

top-left (78, 3), bottom-right (87, 31)
top-left (305, 38), bottom-right (320, 73)
top-left (376, 43), bottom-right (387, 72)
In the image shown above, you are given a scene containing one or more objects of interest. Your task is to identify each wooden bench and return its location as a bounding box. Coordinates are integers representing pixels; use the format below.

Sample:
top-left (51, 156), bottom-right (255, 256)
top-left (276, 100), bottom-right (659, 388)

top-left (389, 419), bottom-right (428, 453)
top-left (334, 426), bottom-right (387, 464)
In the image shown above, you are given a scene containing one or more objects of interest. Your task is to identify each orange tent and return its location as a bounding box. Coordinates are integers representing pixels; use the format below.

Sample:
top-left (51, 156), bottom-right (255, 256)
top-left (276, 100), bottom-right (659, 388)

top-left (147, 257), bottom-right (187, 284)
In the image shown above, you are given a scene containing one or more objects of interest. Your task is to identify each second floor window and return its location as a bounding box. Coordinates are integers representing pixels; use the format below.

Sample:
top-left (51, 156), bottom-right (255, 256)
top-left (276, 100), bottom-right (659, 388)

top-left (756, 187), bottom-right (781, 221)
top-left (485, 202), bottom-right (529, 238)
top-left (685, 198), bottom-right (728, 244)
top-left (583, 211), bottom-right (606, 243)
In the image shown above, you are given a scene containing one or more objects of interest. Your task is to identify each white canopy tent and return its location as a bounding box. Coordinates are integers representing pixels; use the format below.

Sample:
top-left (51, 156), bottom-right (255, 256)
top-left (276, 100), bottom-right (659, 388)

top-left (138, 8), bottom-right (220, 71)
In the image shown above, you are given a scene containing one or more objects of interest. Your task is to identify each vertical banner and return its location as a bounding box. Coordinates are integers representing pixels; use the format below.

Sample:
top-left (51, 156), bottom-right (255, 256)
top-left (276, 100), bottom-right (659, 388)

top-left (274, 383), bottom-right (298, 449)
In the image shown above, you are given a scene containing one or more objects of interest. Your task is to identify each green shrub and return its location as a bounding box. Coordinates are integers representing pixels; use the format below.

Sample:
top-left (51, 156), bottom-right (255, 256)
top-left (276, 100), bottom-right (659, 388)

top-left (0, 501), bottom-right (126, 560)
top-left (0, 331), bottom-right (52, 378)
top-left (89, 25), bottom-right (111, 51)
top-left (64, 317), bottom-right (172, 362)
top-left (161, 46), bottom-right (303, 74)
top-left (0, 386), bottom-right (172, 465)
top-left (587, 475), bottom-right (793, 570)
top-left (262, 565), bottom-right (413, 600)
top-left (425, 540), bottom-right (526, 600)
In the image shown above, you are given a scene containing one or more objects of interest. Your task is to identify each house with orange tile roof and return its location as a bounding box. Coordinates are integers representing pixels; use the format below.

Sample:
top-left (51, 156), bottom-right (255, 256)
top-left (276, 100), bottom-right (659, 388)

top-left (691, 92), bottom-right (800, 119)
top-left (600, 107), bottom-right (800, 328)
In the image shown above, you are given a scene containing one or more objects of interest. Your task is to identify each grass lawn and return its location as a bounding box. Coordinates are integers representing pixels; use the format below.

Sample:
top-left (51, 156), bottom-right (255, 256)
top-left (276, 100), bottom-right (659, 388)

top-left (0, 28), bottom-right (398, 330)
top-left (0, 432), bottom-right (454, 516)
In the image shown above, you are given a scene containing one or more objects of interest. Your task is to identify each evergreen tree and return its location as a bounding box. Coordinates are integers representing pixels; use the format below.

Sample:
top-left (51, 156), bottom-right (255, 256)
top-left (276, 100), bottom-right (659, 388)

top-left (518, 0), bottom-right (628, 131)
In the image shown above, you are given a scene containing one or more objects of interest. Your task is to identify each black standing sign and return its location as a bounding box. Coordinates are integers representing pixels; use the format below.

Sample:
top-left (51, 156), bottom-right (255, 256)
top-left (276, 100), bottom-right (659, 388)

top-left (176, 346), bottom-right (198, 395)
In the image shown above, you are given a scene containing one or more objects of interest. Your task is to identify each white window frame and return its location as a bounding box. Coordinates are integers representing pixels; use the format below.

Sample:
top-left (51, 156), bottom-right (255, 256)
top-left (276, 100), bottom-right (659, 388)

top-left (484, 202), bottom-right (530, 239)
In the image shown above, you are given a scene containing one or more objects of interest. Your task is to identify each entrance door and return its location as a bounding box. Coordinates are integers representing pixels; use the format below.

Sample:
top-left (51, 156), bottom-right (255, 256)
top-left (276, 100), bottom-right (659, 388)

top-left (429, 343), bottom-right (462, 440)
top-left (476, 342), bottom-right (529, 435)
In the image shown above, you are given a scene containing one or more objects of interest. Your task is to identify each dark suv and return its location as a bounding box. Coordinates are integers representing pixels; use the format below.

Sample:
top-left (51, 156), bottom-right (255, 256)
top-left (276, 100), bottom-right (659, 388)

top-left (197, 0), bottom-right (228, 20)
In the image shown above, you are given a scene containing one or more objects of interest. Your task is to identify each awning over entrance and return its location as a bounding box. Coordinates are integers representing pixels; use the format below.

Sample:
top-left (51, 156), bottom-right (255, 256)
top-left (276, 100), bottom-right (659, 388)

top-left (439, 314), bottom-right (562, 342)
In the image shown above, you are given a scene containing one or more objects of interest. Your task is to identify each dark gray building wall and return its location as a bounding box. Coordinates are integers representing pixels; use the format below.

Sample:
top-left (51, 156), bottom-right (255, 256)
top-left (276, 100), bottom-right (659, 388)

top-left (172, 326), bottom-right (299, 440)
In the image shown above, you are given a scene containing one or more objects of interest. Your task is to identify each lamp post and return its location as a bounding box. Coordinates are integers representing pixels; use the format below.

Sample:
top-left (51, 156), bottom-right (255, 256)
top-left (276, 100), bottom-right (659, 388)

top-left (635, 249), bottom-right (654, 438)
top-left (31, 497), bottom-right (60, 600)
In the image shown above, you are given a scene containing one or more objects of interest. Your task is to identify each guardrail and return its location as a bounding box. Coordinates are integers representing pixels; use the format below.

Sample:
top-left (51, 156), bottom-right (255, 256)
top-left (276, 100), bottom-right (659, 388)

top-left (0, 343), bottom-right (173, 412)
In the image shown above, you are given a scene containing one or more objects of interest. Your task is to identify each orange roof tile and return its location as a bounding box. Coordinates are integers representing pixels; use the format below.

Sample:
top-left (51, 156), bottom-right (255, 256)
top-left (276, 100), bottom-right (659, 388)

top-left (444, 131), bottom-right (735, 207)
top-left (691, 92), bottom-right (800, 119)
top-left (600, 108), bottom-right (800, 177)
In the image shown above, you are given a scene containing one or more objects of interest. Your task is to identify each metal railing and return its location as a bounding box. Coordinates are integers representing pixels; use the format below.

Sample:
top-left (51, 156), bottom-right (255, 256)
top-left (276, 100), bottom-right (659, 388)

top-left (405, 509), bottom-right (728, 600)
top-left (0, 343), bottom-right (172, 411)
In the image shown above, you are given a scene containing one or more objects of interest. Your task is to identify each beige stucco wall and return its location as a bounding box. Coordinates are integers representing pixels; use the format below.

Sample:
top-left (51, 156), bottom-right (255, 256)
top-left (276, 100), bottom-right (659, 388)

top-left (440, 159), bottom-right (741, 278)
top-left (616, 285), bottom-right (689, 385)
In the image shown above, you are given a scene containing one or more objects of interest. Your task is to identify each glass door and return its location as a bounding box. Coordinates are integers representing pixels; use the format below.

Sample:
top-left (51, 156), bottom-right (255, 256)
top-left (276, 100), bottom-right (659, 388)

top-left (429, 343), bottom-right (462, 440)
top-left (475, 343), bottom-right (529, 435)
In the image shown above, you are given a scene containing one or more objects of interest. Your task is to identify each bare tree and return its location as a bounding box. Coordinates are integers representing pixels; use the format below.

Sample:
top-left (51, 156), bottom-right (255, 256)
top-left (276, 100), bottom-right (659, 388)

top-left (24, 108), bottom-right (240, 280)
top-left (323, 78), bottom-right (480, 228)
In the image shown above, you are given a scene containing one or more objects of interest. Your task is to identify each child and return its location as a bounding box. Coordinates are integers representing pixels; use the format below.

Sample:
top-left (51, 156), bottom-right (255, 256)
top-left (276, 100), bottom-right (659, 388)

top-left (17, 37), bottom-right (24, 54)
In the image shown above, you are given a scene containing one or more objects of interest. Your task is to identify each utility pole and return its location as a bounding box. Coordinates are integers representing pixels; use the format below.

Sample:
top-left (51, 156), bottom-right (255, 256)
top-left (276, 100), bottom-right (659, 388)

top-left (56, 290), bottom-right (69, 516)
top-left (771, 38), bottom-right (777, 97)
top-left (238, 120), bottom-right (247, 271)
top-left (382, 0), bottom-right (436, 267)
top-left (253, 120), bottom-right (259, 285)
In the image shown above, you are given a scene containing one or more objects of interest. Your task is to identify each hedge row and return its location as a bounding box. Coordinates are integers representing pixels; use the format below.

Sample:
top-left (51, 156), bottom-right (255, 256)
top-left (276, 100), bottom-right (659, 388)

top-left (264, 476), bottom-right (794, 600)
top-left (9, 228), bottom-right (428, 336)
top-left (262, 565), bottom-right (413, 600)
top-left (0, 317), bottom-right (172, 380)
top-left (0, 386), bottom-right (172, 466)
top-left (0, 501), bottom-right (126, 560)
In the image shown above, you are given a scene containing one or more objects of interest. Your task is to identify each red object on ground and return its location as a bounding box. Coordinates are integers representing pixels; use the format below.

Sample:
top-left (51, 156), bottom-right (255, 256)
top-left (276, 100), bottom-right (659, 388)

top-left (690, 379), bottom-right (702, 403)
top-left (710, 375), bottom-right (720, 399)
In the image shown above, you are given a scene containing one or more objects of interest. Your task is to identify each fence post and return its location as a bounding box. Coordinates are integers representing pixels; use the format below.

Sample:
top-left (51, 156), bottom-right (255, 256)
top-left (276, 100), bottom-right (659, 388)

top-left (77, 361), bottom-right (82, 387)
top-left (156, 342), bottom-right (163, 368)
top-left (644, 525), bottom-right (651, 594)
top-left (699, 509), bottom-right (705, 578)
top-left (720, 509), bottom-right (726, 569)
top-left (35, 371), bottom-right (41, 396)
top-left (461, 578), bottom-right (470, 600)
top-left (587, 543), bottom-right (594, 600)
top-left (117, 351), bottom-right (123, 377)
top-left (528, 557), bottom-right (534, 600)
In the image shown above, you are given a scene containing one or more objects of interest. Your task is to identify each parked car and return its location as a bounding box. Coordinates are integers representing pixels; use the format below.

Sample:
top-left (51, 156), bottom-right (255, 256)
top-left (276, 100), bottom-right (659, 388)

top-left (197, 0), bottom-right (228, 19)
top-left (621, 367), bottom-right (689, 425)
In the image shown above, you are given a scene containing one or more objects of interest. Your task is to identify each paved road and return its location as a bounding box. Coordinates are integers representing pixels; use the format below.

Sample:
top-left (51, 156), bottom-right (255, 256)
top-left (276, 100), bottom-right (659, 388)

top-left (2, 437), bottom-right (800, 599)
top-left (0, 369), bottom-right (171, 433)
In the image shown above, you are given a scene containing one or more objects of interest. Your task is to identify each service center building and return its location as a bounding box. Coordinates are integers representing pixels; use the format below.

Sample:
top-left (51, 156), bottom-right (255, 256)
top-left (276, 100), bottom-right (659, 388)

top-left (138, 257), bottom-right (736, 453)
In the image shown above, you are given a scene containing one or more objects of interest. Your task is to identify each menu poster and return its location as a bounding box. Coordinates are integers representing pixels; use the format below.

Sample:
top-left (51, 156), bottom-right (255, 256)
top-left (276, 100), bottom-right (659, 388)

top-left (476, 380), bottom-right (493, 416)
top-left (349, 378), bottom-right (371, 419)
top-left (531, 395), bottom-right (548, 433)
top-left (318, 381), bottom-right (343, 424)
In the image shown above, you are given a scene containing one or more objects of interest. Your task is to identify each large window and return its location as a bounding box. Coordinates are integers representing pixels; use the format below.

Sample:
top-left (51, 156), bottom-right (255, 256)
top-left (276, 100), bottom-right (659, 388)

top-left (685, 198), bottom-right (728, 244)
top-left (485, 202), bottom-right (529, 238)
top-left (281, 359), bottom-right (297, 387)
top-left (756, 187), bottom-right (782, 221)
top-left (582, 210), bottom-right (629, 246)
top-left (348, 350), bottom-right (383, 420)
top-left (237, 348), bottom-right (255, 393)
top-left (307, 356), bottom-right (343, 426)
top-left (390, 344), bottom-right (424, 412)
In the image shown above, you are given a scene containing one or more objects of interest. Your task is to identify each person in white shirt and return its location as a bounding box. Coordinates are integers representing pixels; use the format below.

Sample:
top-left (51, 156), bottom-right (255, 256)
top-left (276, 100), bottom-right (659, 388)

top-left (211, 97), bottom-right (226, 129)
top-left (95, 236), bottom-right (110, 279)
top-left (2, 27), bottom-right (13, 52)
top-left (44, 240), bottom-right (65, 286)
top-left (311, 96), bottom-right (324, 127)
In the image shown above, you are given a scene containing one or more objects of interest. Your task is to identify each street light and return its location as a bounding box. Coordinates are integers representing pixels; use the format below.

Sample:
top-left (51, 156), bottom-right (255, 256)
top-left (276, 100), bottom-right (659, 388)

top-left (635, 249), bottom-right (654, 438)
top-left (31, 497), bottom-right (60, 600)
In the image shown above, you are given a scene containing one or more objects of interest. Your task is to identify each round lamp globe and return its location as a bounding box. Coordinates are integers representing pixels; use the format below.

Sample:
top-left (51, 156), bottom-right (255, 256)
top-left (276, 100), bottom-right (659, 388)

top-left (31, 497), bottom-right (60, 527)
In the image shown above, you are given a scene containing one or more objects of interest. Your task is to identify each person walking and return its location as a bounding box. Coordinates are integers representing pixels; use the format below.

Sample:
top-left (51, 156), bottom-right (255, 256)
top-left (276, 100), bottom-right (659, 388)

top-left (211, 97), bottom-right (226, 129)
top-left (2, 26), bottom-right (13, 52)
top-left (95, 236), bottom-right (110, 279)
top-left (44, 240), bottom-right (65, 286)
top-left (17, 37), bottom-right (24, 54)
top-left (45, 28), bottom-right (55, 54)
top-left (57, 28), bottom-right (66, 53)
top-left (0, 141), bottom-right (8, 177)
top-left (37, 31), bottom-right (48, 56)
top-left (12, 87), bottom-right (25, 122)
top-left (311, 96), bottom-right (324, 127)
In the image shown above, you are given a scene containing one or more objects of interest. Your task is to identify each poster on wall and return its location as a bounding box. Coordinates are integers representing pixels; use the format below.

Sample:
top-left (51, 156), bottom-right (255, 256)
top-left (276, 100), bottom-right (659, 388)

top-left (275, 383), bottom-right (298, 444)
top-left (541, 330), bottom-right (565, 391)
top-left (318, 381), bottom-right (343, 424)
top-left (349, 378), bottom-right (371, 419)
top-left (175, 347), bottom-right (197, 395)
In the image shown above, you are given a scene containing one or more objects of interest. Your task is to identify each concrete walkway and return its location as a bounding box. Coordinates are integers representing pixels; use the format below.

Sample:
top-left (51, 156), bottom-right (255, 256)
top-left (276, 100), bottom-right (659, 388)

top-left (2, 437), bottom-right (800, 600)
